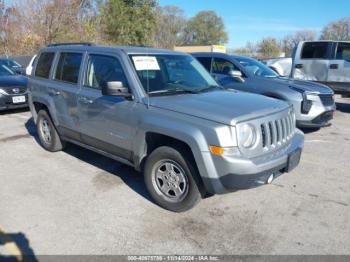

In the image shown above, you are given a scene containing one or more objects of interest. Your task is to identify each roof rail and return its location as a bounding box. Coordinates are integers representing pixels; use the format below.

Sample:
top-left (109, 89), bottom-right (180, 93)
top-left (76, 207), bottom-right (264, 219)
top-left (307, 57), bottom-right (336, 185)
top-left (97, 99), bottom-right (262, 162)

top-left (47, 42), bottom-right (95, 47)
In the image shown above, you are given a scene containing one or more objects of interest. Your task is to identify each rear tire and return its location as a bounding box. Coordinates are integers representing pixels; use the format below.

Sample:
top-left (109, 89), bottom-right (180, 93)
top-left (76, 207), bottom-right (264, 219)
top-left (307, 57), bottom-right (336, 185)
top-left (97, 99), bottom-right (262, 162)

top-left (37, 110), bottom-right (65, 152)
top-left (144, 146), bottom-right (201, 212)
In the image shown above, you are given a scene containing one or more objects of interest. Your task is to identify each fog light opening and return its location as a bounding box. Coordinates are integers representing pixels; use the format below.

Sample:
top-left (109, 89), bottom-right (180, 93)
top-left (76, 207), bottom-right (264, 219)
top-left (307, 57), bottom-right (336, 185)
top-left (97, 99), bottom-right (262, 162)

top-left (267, 174), bottom-right (274, 184)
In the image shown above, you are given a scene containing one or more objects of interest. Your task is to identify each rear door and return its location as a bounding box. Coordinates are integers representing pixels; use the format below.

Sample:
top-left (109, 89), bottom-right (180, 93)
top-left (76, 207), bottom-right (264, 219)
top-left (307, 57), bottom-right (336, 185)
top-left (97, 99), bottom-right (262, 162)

top-left (77, 53), bottom-right (137, 161)
top-left (51, 51), bottom-right (84, 140)
top-left (292, 41), bottom-right (332, 81)
top-left (327, 42), bottom-right (350, 83)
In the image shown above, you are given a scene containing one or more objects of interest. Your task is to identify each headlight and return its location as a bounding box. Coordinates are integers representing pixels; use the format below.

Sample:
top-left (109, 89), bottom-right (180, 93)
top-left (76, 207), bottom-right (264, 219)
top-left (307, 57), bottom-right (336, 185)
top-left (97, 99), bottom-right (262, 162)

top-left (238, 124), bottom-right (257, 148)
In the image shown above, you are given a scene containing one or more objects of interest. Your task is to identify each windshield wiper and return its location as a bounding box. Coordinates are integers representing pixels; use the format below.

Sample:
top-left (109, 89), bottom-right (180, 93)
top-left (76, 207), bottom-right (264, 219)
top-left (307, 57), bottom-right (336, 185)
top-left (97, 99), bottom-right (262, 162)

top-left (196, 85), bottom-right (225, 93)
top-left (149, 87), bottom-right (198, 95)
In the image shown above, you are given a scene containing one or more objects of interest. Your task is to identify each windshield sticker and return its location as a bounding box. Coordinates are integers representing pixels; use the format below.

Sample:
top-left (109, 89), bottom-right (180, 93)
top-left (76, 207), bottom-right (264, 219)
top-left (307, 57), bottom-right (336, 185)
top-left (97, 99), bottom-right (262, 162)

top-left (132, 56), bottom-right (160, 71)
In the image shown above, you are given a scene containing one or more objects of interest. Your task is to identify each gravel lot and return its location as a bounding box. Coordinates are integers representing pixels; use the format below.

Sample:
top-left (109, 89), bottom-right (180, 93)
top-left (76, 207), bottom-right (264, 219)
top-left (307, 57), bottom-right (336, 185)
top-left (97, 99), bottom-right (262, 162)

top-left (0, 97), bottom-right (349, 257)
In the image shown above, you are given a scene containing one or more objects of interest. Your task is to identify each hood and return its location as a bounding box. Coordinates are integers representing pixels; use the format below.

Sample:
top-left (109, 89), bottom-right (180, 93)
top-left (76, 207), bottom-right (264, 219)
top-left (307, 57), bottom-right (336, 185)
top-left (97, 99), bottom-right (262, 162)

top-left (0, 75), bottom-right (28, 87)
top-left (270, 77), bottom-right (334, 94)
top-left (149, 90), bottom-right (289, 125)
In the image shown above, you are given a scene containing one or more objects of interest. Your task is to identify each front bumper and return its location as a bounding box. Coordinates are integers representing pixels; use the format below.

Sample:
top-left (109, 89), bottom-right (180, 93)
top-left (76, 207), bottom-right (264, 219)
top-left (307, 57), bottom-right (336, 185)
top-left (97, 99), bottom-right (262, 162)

top-left (295, 94), bottom-right (335, 128)
top-left (200, 129), bottom-right (304, 194)
top-left (297, 111), bottom-right (334, 128)
top-left (0, 93), bottom-right (29, 111)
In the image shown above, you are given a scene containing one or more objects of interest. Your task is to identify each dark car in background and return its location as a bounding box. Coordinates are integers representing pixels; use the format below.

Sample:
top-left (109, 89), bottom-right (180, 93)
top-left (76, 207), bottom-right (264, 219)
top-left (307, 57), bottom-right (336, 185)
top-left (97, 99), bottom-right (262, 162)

top-left (193, 52), bottom-right (336, 128)
top-left (0, 63), bottom-right (28, 111)
top-left (0, 58), bottom-right (26, 75)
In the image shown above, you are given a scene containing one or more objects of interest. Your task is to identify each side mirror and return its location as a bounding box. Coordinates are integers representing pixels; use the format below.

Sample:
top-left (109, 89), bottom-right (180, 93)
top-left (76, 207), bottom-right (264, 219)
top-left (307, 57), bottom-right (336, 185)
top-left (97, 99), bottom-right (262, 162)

top-left (102, 81), bottom-right (133, 98)
top-left (228, 70), bottom-right (245, 83)
top-left (14, 68), bottom-right (25, 75)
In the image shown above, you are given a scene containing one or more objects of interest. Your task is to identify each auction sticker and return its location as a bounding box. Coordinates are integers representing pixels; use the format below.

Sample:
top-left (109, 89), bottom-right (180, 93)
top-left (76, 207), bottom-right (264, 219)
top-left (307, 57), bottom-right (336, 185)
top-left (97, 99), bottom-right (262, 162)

top-left (132, 56), bottom-right (160, 71)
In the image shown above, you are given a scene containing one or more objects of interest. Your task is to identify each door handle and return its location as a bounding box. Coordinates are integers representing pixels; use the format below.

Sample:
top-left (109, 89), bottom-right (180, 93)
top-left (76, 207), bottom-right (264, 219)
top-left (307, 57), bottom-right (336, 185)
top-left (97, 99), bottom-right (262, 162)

top-left (330, 64), bottom-right (339, 69)
top-left (78, 97), bottom-right (93, 104)
top-left (295, 64), bottom-right (303, 69)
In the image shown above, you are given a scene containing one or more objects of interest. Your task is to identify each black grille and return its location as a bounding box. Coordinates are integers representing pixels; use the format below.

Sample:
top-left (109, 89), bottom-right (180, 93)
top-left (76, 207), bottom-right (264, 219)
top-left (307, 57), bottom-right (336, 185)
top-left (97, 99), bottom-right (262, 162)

top-left (260, 111), bottom-right (295, 150)
top-left (319, 94), bottom-right (334, 106)
top-left (1, 86), bottom-right (27, 95)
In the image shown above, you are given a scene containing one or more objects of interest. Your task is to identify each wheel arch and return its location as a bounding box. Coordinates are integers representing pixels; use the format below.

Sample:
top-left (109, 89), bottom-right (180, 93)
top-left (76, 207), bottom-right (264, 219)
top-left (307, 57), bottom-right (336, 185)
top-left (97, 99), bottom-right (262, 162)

top-left (31, 99), bottom-right (58, 126)
top-left (138, 132), bottom-right (208, 198)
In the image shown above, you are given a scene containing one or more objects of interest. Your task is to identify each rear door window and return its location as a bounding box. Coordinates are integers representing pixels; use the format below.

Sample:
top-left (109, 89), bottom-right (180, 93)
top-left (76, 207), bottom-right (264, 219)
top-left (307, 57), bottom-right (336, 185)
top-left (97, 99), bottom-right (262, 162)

top-left (301, 42), bottom-right (329, 59)
top-left (35, 52), bottom-right (55, 78)
top-left (55, 53), bottom-right (83, 84)
top-left (85, 54), bottom-right (128, 90)
top-left (336, 43), bottom-right (350, 61)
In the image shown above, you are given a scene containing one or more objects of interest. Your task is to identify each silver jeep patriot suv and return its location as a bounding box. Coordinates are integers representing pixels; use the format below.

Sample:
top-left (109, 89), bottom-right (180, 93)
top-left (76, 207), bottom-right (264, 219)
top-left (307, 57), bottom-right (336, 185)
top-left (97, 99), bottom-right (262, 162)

top-left (28, 43), bottom-right (304, 212)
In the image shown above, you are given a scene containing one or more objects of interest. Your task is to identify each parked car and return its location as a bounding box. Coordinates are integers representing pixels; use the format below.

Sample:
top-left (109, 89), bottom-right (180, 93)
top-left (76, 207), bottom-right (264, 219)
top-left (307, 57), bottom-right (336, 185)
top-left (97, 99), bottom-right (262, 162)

top-left (193, 52), bottom-right (336, 128)
top-left (26, 55), bottom-right (37, 76)
top-left (0, 63), bottom-right (28, 111)
top-left (291, 41), bottom-right (350, 95)
top-left (0, 58), bottom-right (26, 75)
top-left (29, 43), bottom-right (304, 212)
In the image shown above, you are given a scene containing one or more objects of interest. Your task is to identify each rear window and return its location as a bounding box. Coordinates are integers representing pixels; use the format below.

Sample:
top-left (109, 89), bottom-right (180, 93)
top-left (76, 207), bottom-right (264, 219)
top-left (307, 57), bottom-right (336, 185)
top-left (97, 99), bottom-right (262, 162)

top-left (301, 42), bottom-right (329, 59)
top-left (336, 43), bottom-right (350, 61)
top-left (55, 52), bottom-right (83, 84)
top-left (35, 52), bottom-right (55, 78)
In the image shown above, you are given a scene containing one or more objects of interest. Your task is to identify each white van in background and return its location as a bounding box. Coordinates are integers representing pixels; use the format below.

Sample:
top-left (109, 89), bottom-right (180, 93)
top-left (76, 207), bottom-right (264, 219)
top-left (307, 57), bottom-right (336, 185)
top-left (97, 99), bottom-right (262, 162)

top-left (292, 41), bottom-right (350, 95)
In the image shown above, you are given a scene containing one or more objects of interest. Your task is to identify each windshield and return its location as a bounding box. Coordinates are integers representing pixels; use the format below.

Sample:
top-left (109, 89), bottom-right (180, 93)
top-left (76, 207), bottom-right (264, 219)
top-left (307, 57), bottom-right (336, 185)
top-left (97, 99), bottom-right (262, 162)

top-left (0, 64), bottom-right (15, 76)
top-left (0, 59), bottom-right (21, 68)
top-left (129, 54), bottom-right (218, 95)
top-left (236, 57), bottom-right (278, 78)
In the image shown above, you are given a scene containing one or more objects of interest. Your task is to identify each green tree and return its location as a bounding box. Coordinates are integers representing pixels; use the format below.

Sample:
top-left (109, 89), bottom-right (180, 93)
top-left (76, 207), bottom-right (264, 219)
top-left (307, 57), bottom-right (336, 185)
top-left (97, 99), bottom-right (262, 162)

top-left (258, 37), bottom-right (281, 59)
top-left (100, 0), bottom-right (158, 46)
top-left (320, 17), bottom-right (350, 41)
top-left (183, 11), bottom-right (228, 45)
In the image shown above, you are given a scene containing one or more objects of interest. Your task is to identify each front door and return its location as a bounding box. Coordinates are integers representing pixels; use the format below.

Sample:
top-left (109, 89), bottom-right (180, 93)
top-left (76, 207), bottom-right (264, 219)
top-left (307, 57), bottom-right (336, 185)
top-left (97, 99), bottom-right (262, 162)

top-left (77, 53), bottom-right (137, 160)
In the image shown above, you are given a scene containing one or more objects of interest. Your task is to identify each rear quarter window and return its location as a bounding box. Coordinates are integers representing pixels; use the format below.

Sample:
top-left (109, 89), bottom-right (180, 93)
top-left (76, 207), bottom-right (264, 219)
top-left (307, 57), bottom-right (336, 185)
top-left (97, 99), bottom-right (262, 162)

top-left (35, 52), bottom-right (55, 78)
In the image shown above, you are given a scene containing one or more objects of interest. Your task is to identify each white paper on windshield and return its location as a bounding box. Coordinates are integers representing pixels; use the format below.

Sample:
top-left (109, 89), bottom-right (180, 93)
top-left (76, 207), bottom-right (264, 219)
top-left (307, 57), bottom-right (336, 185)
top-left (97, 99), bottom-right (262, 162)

top-left (132, 56), bottom-right (160, 71)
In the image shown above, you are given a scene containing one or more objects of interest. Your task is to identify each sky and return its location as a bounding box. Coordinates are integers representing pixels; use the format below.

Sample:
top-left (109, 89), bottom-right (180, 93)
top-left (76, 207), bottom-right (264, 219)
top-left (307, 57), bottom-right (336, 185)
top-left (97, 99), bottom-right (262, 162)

top-left (159, 0), bottom-right (350, 48)
top-left (3, 0), bottom-right (349, 49)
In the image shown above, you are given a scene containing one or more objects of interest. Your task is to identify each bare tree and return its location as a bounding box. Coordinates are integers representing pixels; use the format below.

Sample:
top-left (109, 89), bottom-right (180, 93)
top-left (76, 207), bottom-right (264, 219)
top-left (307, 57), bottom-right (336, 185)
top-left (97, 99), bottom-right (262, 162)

top-left (1, 0), bottom-right (96, 55)
top-left (231, 42), bottom-right (258, 57)
top-left (320, 17), bottom-right (350, 41)
top-left (282, 30), bottom-right (317, 56)
top-left (0, 3), bottom-right (21, 56)
top-left (153, 5), bottom-right (186, 49)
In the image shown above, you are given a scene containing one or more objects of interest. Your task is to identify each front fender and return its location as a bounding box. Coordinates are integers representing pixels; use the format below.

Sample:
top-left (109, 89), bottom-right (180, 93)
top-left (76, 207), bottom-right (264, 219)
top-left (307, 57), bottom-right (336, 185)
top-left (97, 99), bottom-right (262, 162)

top-left (132, 114), bottom-right (221, 192)
top-left (134, 114), bottom-right (210, 160)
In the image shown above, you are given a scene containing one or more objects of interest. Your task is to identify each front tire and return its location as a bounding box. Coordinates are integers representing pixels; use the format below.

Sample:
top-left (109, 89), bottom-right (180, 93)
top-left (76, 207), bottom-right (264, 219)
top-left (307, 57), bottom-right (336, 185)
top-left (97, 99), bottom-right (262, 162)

top-left (37, 110), bottom-right (65, 152)
top-left (144, 146), bottom-right (201, 212)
